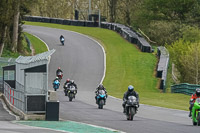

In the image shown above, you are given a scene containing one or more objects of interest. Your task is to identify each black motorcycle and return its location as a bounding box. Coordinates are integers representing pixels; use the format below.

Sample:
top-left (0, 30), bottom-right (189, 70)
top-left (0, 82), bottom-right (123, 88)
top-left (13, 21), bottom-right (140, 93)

top-left (66, 85), bottom-right (77, 101)
top-left (124, 96), bottom-right (139, 120)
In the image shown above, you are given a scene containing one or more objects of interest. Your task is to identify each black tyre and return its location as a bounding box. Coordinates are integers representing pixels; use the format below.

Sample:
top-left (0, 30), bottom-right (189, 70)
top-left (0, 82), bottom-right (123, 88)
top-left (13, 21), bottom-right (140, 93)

top-left (129, 107), bottom-right (135, 121)
top-left (197, 112), bottom-right (200, 126)
top-left (98, 100), bottom-right (104, 109)
top-left (193, 121), bottom-right (197, 126)
top-left (69, 93), bottom-right (74, 102)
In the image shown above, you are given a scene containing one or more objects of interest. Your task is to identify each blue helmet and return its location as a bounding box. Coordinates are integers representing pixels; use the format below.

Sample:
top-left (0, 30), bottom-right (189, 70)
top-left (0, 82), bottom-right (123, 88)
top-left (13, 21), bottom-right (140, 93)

top-left (128, 85), bottom-right (134, 92)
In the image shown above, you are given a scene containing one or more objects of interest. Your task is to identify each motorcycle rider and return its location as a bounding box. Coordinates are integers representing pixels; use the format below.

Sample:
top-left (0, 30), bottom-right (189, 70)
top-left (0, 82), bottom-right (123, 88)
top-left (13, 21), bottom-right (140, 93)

top-left (63, 79), bottom-right (72, 96)
top-left (56, 67), bottom-right (63, 77)
top-left (189, 88), bottom-right (200, 117)
top-left (95, 84), bottom-right (108, 103)
top-left (60, 35), bottom-right (65, 45)
top-left (122, 85), bottom-right (139, 113)
top-left (53, 77), bottom-right (59, 83)
top-left (52, 77), bottom-right (60, 87)
top-left (60, 35), bottom-right (64, 41)
top-left (67, 80), bottom-right (78, 95)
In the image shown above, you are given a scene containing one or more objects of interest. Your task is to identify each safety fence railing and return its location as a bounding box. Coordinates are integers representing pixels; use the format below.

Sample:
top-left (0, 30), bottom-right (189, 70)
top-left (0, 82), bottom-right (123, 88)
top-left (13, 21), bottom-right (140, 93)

top-left (156, 46), bottom-right (169, 91)
top-left (171, 83), bottom-right (200, 95)
top-left (4, 81), bottom-right (46, 114)
top-left (0, 57), bottom-right (15, 93)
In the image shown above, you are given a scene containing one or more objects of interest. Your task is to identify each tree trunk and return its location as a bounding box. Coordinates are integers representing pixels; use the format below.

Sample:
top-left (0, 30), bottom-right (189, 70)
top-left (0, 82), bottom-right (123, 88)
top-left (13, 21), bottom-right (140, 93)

top-left (12, 0), bottom-right (20, 53)
top-left (108, 0), bottom-right (117, 22)
top-left (0, 26), bottom-right (7, 57)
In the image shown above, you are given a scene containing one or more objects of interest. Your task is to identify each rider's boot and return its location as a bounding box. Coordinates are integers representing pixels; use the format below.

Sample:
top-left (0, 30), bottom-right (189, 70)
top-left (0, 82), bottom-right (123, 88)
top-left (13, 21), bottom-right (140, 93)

top-left (123, 108), bottom-right (126, 113)
top-left (189, 111), bottom-right (192, 117)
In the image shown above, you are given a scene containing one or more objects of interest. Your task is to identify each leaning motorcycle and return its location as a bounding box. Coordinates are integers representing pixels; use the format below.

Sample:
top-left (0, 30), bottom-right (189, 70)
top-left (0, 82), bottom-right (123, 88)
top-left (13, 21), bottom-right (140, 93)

top-left (67, 85), bottom-right (77, 101)
top-left (60, 37), bottom-right (65, 45)
top-left (53, 80), bottom-right (60, 91)
top-left (96, 90), bottom-right (106, 109)
top-left (124, 96), bottom-right (138, 121)
top-left (192, 98), bottom-right (200, 126)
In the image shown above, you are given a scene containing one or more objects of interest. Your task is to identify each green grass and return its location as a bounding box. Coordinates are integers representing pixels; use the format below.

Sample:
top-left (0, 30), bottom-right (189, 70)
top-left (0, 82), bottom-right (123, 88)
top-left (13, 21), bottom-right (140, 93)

top-left (24, 32), bottom-right (48, 54)
top-left (24, 21), bottom-right (190, 110)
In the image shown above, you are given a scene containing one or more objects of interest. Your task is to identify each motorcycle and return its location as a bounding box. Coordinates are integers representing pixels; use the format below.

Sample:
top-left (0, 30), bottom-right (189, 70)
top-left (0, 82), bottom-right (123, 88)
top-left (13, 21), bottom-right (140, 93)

top-left (96, 90), bottom-right (106, 109)
top-left (67, 85), bottom-right (77, 101)
top-left (57, 71), bottom-right (63, 81)
top-left (192, 98), bottom-right (200, 126)
top-left (124, 96), bottom-right (138, 121)
top-left (60, 37), bottom-right (65, 45)
top-left (53, 80), bottom-right (60, 91)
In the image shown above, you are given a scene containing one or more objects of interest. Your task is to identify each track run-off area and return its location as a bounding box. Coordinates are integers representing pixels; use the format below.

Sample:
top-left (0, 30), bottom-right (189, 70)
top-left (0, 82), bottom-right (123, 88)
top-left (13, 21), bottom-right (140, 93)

top-left (18, 25), bottom-right (200, 133)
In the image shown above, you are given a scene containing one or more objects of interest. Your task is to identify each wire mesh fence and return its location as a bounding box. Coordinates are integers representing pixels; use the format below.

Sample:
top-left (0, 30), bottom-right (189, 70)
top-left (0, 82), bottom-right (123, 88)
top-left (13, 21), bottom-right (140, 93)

top-left (0, 57), bottom-right (16, 92)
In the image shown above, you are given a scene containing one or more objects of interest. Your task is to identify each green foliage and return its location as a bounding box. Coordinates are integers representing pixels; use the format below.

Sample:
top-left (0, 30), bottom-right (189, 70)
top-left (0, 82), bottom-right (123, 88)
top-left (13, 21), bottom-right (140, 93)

top-left (1, 49), bottom-right (20, 58)
top-left (167, 39), bottom-right (200, 84)
top-left (147, 21), bottom-right (182, 45)
top-left (144, 0), bottom-right (196, 21)
top-left (181, 25), bottom-right (200, 43)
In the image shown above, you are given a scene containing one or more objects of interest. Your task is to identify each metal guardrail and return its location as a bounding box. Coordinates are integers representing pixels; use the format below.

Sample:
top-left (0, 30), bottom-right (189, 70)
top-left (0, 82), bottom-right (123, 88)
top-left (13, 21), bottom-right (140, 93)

top-left (171, 83), bottom-right (200, 95)
top-left (157, 46), bottom-right (169, 91)
top-left (4, 81), bottom-right (46, 113)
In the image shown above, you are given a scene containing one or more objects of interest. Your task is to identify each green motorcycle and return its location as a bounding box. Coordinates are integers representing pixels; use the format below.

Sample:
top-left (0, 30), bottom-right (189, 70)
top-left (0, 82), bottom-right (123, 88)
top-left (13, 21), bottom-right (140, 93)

top-left (192, 98), bottom-right (200, 126)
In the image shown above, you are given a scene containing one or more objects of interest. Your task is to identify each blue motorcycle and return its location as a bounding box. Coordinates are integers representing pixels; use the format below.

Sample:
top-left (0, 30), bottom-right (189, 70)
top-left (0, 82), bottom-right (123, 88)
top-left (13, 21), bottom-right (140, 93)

top-left (96, 90), bottom-right (106, 109)
top-left (53, 80), bottom-right (60, 91)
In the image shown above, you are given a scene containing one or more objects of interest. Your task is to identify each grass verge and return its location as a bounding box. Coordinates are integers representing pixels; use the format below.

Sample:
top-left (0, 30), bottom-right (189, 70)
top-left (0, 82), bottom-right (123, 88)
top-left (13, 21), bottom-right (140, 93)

top-left (24, 21), bottom-right (190, 110)
top-left (24, 32), bottom-right (48, 54)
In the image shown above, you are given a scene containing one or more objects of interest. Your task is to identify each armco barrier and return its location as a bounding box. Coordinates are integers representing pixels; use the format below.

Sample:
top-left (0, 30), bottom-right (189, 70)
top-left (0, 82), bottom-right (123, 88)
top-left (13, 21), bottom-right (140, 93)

top-left (171, 83), bottom-right (200, 95)
top-left (23, 15), bottom-right (152, 53)
top-left (157, 46), bottom-right (169, 91)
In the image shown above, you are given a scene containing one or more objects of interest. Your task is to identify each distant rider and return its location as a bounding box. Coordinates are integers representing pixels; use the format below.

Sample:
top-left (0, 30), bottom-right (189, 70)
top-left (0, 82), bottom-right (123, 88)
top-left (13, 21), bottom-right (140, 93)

top-left (95, 84), bottom-right (108, 103)
top-left (60, 35), bottom-right (64, 41)
top-left (56, 67), bottom-right (63, 77)
top-left (52, 77), bottom-right (60, 86)
top-left (189, 88), bottom-right (200, 117)
top-left (53, 77), bottom-right (59, 83)
top-left (122, 85), bottom-right (139, 113)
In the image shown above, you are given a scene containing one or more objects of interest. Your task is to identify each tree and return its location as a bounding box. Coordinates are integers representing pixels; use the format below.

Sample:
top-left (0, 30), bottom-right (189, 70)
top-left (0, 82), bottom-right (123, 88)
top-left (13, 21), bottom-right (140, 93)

top-left (179, 43), bottom-right (200, 84)
top-left (12, 0), bottom-right (20, 52)
top-left (107, 0), bottom-right (118, 22)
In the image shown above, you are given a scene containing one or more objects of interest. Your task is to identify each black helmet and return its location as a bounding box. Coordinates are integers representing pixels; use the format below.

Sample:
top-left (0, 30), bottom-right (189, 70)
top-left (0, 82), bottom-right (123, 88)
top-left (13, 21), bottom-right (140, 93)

top-left (196, 88), bottom-right (200, 97)
top-left (71, 80), bottom-right (74, 84)
top-left (99, 84), bottom-right (104, 89)
top-left (128, 85), bottom-right (134, 92)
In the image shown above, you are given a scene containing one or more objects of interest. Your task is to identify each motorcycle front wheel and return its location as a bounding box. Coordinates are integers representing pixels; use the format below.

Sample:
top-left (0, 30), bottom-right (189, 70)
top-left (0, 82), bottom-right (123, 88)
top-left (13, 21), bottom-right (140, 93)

top-left (98, 99), bottom-right (104, 109)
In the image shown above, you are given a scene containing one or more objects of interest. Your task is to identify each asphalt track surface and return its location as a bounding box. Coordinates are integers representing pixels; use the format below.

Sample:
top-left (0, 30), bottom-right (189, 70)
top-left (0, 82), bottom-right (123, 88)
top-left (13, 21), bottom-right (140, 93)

top-left (16, 25), bottom-right (200, 133)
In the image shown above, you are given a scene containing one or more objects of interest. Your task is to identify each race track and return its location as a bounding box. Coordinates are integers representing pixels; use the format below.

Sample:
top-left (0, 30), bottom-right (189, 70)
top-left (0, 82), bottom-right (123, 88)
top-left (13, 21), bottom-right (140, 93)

top-left (23, 25), bottom-right (199, 133)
